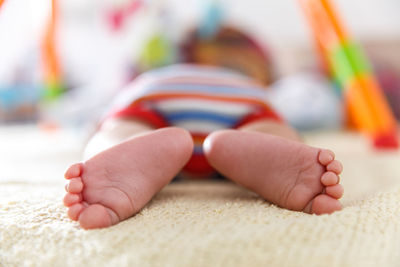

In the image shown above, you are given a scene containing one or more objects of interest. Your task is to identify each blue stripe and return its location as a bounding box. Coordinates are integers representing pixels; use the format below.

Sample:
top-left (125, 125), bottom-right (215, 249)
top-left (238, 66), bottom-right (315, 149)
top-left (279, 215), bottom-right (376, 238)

top-left (193, 146), bottom-right (203, 155)
top-left (163, 111), bottom-right (238, 125)
top-left (145, 84), bottom-right (266, 99)
top-left (146, 65), bottom-right (250, 80)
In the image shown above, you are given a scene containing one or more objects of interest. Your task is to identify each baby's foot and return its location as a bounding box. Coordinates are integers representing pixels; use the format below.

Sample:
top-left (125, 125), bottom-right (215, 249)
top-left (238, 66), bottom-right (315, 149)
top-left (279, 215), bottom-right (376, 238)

top-left (63, 127), bottom-right (193, 229)
top-left (204, 130), bottom-right (343, 214)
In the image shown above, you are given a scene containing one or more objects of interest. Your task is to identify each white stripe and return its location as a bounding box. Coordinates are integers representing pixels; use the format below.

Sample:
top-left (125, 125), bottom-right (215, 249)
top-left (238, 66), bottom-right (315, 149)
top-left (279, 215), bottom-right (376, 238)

top-left (108, 79), bottom-right (157, 111)
top-left (154, 98), bottom-right (254, 116)
top-left (159, 77), bottom-right (264, 89)
top-left (173, 121), bottom-right (228, 134)
top-left (142, 64), bottom-right (253, 83)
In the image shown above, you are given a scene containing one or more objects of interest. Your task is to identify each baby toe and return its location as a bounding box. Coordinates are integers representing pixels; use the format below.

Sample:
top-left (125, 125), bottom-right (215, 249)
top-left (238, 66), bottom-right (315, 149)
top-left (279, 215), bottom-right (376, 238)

top-left (318, 149), bottom-right (335, 165)
top-left (321, 171), bottom-right (339, 186)
top-left (327, 160), bottom-right (343, 174)
top-left (310, 194), bottom-right (342, 215)
top-left (325, 184), bottom-right (344, 199)
top-left (67, 203), bottom-right (84, 221)
top-left (63, 193), bottom-right (82, 206)
top-left (78, 204), bottom-right (113, 229)
top-left (64, 163), bottom-right (83, 179)
top-left (67, 178), bottom-right (84, 193)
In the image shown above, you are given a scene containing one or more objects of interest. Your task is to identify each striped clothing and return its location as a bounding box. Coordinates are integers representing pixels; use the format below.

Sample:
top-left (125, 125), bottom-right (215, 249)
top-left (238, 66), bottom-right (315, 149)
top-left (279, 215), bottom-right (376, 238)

top-left (107, 64), bottom-right (282, 175)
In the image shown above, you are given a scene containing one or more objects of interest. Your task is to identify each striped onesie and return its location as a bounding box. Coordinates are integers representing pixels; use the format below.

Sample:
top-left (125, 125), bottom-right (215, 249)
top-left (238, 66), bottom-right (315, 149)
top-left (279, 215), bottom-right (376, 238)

top-left (106, 64), bottom-right (282, 175)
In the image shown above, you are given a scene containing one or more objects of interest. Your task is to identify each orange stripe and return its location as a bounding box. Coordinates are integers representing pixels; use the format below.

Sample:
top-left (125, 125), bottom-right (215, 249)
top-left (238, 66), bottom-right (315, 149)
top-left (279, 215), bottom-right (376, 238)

top-left (299, 0), bottom-right (342, 49)
top-left (320, 0), bottom-right (349, 41)
top-left (41, 0), bottom-right (61, 84)
top-left (345, 74), bottom-right (397, 135)
top-left (192, 135), bottom-right (207, 145)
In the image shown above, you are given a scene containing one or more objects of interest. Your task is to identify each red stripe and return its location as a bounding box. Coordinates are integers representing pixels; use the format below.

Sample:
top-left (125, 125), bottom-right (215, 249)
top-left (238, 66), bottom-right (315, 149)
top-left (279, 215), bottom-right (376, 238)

top-left (111, 103), bottom-right (168, 128)
top-left (183, 154), bottom-right (215, 176)
top-left (234, 107), bottom-right (283, 128)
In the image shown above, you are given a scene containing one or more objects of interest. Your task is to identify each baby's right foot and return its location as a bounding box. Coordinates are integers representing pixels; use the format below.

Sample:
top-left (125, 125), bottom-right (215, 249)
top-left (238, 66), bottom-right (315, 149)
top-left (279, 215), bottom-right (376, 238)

top-left (63, 127), bottom-right (193, 229)
top-left (204, 130), bottom-right (344, 215)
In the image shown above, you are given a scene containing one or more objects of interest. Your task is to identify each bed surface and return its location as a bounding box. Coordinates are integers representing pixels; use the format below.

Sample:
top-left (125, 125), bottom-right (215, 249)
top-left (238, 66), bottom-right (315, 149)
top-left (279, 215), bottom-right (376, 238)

top-left (1, 125), bottom-right (400, 267)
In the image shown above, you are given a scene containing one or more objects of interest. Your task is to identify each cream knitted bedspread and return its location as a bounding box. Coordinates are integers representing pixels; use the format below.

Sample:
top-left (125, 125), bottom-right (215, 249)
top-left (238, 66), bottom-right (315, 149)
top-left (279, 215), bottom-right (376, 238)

top-left (0, 126), bottom-right (400, 267)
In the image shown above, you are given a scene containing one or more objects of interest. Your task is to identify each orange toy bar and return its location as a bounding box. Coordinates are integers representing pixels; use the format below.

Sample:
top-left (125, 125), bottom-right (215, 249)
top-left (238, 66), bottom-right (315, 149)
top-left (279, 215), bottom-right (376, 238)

top-left (299, 0), bottom-right (399, 149)
top-left (41, 0), bottom-right (63, 99)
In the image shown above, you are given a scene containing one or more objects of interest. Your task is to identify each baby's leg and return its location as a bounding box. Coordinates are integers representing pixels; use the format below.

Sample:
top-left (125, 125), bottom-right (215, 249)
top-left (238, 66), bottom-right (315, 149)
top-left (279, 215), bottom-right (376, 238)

top-left (63, 119), bottom-right (193, 229)
top-left (83, 119), bottom-right (157, 160)
top-left (203, 120), bottom-right (343, 214)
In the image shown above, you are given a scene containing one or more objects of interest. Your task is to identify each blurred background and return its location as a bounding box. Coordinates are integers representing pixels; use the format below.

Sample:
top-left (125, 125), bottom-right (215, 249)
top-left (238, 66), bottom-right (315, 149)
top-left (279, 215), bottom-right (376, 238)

top-left (0, 0), bottom-right (399, 140)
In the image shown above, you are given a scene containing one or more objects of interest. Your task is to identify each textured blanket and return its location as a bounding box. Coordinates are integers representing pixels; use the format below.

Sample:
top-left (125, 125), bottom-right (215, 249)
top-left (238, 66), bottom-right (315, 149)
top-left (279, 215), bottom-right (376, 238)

top-left (1, 126), bottom-right (400, 267)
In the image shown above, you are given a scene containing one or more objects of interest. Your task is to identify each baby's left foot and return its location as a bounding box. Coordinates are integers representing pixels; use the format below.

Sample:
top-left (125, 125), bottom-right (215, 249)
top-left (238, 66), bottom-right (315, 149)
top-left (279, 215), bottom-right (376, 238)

top-left (204, 130), bottom-right (344, 215)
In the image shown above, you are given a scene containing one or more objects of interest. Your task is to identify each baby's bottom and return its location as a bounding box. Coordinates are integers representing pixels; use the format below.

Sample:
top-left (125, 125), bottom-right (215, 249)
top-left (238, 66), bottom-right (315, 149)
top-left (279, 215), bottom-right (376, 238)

top-left (63, 119), bottom-right (343, 229)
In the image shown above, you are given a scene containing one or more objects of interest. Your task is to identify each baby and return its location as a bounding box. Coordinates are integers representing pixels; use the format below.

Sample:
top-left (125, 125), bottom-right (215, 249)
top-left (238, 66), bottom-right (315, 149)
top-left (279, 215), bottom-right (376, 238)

top-left (63, 64), bottom-right (343, 229)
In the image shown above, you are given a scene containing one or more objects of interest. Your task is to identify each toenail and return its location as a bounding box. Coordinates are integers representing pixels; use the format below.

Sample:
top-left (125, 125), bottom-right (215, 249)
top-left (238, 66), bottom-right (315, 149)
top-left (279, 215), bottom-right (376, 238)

top-left (325, 153), bottom-right (334, 162)
top-left (328, 161), bottom-right (343, 173)
top-left (319, 151), bottom-right (333, 164)
top-left (65, 183), bottom-right (69, 192)
top-left (322, 172), bottom-right (336, 185)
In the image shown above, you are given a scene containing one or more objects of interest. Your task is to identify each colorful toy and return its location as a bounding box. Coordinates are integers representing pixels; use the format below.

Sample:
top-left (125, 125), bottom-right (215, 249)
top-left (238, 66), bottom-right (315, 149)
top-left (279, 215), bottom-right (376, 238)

top-left (138, 34), bottom-right (175, 71)
top-left (107, 0), bottom-right (144, 31)
top-left (0, 85), bottom-right (40, 123)
top-left (197, 0), bottom-right (223, 39)
top-left (268, 73), bottom-right (344, 131)
top-left (181, 26), bottom-right (275, 86)
top-left (41, 0), bottom-right (64, 100)
top-left (299, 0), bottom-right (399, 149)
top-left (132, 1), bottom-right (176, 74)
top-left (375, 62), bottom-right (400, 121)
top-left (180, 0), bottom-right (275, 85)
